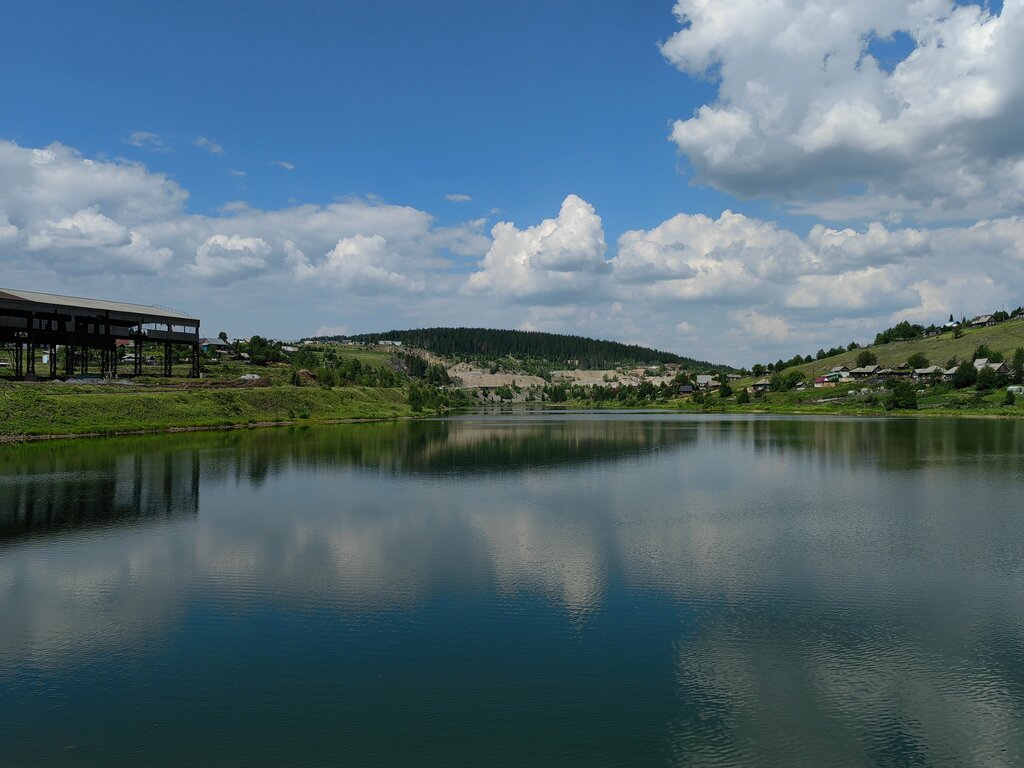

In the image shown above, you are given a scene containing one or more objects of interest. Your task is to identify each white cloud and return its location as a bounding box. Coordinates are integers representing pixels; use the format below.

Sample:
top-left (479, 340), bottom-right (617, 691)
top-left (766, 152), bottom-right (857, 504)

top-left (466, 194), bottom-right (610, 303)
top-left (729, 310), bottom-right (791, 342)
top-left (187, 235), bottom-right (270, 283)
top-left (26, 206), bottom-right (131, 251)
top-left (288, 233), bottom-right (424, 294)
top-left (661, 0), bottom-right (1024, 220)
top-left (195, 136), bottom-right (224, 154)
top-left (0, 213), bottom-right (17, 242)
top-left (229, 168), bottom-right (246, 178)
top-left (6, 137), bottom-right (1024, 365)
top-left (273, 160), bottom-right (295, 170)
top-left (313, 324), bottom-right (349, 337)
top-left (126, 131), bottom-right (167, 152)
top-left (444, 193), bottom-right (472, 202)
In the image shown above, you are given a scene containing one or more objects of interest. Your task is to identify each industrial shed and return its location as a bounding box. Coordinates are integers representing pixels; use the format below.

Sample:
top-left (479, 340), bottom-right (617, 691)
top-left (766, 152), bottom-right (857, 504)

top-left (0, 288), bottom-right (200, 378)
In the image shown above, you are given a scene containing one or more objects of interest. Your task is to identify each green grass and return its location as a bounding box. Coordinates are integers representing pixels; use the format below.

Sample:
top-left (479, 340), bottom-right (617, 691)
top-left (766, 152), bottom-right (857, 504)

top-left (785, 318), bottom-right (1024, 380)
top-left (662, 380), bottom-right (1024, 418)
top-left (0, 382), bottom-right (418, 438)
top-left (299, 344), bottom-right (395, 367)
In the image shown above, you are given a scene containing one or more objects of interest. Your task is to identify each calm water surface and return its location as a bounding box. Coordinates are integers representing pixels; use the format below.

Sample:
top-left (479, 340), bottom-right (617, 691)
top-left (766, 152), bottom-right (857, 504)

top-left (2, 412), bottom-right (1024, 766)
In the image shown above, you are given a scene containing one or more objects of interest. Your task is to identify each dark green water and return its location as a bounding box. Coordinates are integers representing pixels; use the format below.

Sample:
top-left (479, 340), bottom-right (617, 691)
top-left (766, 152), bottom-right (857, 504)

top-left (2, 412), bottom-right (1024, 766)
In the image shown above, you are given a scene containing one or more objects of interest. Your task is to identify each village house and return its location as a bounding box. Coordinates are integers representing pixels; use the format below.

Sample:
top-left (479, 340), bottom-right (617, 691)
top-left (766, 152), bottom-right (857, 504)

top-left (748, 378), bottom-right (771, 394)
top-left (849, 365), bottom-right (881, 379)
top-left (974, 358), bottom-right (1010, 374)
top-left (813, 376), bottom-right (836, 389)
top-left (199, 337), bottom-right (229, 354)
top-left (695, 374), bottom-right (719, 390)
top-left (971, 314), bottom-right (996, 328)
top-left (913, 365), bottom-right (944, 381)
top-left (879, 366), bottom-right (912, 381)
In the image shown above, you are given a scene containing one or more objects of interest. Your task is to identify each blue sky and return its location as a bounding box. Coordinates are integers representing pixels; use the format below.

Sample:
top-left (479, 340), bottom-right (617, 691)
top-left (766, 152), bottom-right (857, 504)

top-left (1, 1), bottom-right (1022, 364)
top-left (2, 1), bottom-right (749, 237)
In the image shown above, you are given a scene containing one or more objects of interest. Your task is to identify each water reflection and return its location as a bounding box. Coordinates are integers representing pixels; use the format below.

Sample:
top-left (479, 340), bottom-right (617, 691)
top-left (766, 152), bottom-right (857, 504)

top-left (2, 413), bottom-right (1024, 765)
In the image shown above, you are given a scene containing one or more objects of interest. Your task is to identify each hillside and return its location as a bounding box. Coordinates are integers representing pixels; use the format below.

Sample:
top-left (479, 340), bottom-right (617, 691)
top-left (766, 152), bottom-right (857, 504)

top-left (782, 317), bottom-right (1024, 379)
top-left (334, 327), bottom-right (724, 371)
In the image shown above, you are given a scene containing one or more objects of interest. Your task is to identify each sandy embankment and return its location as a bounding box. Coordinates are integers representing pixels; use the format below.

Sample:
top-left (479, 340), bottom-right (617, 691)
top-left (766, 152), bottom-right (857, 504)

top-left (551, 370), bottom-right (675, 388)
top-left (446, 363), bottom-right (547, 389)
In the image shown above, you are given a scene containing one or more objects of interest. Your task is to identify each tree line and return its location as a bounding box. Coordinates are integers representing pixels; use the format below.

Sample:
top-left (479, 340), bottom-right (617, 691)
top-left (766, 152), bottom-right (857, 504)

top-left (339, 327), bottom-right (719, 370)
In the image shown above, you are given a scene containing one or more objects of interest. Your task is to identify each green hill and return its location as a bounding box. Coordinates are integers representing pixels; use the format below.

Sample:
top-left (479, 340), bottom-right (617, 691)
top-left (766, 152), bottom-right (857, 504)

top-left (783, 318), bottom-right (1024, 379)
top-left (329, 327), bottom-right (725, 371)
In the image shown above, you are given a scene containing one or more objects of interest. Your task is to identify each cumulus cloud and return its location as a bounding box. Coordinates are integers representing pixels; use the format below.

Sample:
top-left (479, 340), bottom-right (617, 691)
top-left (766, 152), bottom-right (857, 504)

top-left (466, 194), bottom-right (610, 303)
top-left (5, 137), bottom-right (1024, 365)
top-left (728, 309), bottom-right (791, 342)
top-left (187, 235), bottom-right (271, 283)
top-left (0, 140), bottom-right (482, 292)
top-left (273, 160), bottom-right (295, 170)
top-left (288, 234), bottom-right (425, 294)
top-left (661, 0), bottom-right (1024, 220)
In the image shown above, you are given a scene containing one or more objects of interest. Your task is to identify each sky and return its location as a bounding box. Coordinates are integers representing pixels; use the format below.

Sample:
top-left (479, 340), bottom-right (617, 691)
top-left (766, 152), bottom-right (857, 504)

top-left (1, 0), bottom-right (1023, 366)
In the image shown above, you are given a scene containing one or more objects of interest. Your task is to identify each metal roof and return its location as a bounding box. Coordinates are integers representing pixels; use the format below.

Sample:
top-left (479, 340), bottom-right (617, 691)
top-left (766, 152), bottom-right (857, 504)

top-left (0, 288), bottom-right (198, 323)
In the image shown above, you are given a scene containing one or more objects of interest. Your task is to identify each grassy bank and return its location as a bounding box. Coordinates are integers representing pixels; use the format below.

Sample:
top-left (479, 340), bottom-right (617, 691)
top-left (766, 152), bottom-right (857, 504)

top-left (0, 382), bottom-right (418, 439)
top-left (770, 317), bottom-right (1024, 382)
top-left (554, 380), bottom-right (1024, 419)
top-left (662, 385), bottom-right (1024, 419)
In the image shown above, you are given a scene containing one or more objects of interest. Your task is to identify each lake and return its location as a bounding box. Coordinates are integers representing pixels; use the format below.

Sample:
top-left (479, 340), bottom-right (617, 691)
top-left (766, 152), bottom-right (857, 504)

top-left (2, 412), bottom-right (1024, 766)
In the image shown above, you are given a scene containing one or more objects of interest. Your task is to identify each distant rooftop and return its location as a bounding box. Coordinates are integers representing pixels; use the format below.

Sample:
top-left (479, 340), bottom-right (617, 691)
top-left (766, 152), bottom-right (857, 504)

top-left (0, 287), bottom-right (198, 323)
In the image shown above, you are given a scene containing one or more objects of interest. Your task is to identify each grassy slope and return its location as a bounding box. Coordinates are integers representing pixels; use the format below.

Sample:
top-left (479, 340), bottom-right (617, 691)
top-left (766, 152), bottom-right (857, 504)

top-left (0, 384), bottom-right (414, 437)
top-left (784, 318), bottom-right (1024, 380)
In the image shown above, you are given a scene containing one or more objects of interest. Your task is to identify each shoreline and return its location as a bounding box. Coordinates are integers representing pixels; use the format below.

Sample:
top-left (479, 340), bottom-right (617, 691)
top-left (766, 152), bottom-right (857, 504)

top-left (548, 400), bottom-right (1024, 421)
top-left (0, 413), bottom-right (433, 445)
top-left (3, 393), bottom-right (1022, 445)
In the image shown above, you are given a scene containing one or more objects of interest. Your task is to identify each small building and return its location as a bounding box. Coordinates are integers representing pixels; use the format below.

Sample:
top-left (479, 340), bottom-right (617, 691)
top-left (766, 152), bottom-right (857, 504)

top-left (678, 384), bottom-right (694, 395)
top-left (881, 367), bottom-right (912, 380)
top-left (199, 337), bottom-right (229, 353)
top-left (748, 378), bottom-right (771, 394)
top-left (850, 365), bottom-right (881, 379)
top-left (828, 365), bottom-right (850, 375)
top-left (973, 358), bottom-right (1009, 374)
top-left (695, 374), bottom-right (719, 390)
top-left (971, 314), bottom-right (996, 328)
top-left (813, 376), bottom-right (835, 388)
top-left (914, 365), bottom-right (944, 380)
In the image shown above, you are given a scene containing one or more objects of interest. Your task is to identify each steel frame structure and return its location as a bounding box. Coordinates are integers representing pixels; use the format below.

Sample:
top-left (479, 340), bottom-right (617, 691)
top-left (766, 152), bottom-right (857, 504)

top-left (0, 288), bottom-right (200, 379)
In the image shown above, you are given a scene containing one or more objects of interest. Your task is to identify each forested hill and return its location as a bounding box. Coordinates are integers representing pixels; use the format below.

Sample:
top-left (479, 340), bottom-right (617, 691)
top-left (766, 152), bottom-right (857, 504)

top-left (341, 327), bottom-right (721, 370)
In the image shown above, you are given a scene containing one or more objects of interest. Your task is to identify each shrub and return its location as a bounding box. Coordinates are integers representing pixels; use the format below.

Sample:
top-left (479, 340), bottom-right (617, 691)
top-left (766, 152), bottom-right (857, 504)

top-left (856, 350), bottom-right (878, 367)
top-left (906, 353), bottom-right (929, 369)
top-left (952, 362), bottom-right (977, 389)
top-left (976, 366), bottom-right (999, 392)
top-left (885, 381), bottom-right (918, 410)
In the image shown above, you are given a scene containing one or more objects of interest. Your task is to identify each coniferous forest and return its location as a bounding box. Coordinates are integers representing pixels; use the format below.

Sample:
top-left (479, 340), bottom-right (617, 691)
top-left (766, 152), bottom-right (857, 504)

top-left (333, 327), bottom-right (717, 370)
